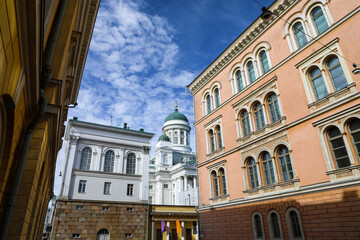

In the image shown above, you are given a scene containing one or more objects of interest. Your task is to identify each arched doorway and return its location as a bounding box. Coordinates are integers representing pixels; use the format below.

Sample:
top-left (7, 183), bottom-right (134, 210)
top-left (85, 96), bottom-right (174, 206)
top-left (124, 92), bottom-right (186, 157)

top-left (97, 229), bottom-right (110, 240)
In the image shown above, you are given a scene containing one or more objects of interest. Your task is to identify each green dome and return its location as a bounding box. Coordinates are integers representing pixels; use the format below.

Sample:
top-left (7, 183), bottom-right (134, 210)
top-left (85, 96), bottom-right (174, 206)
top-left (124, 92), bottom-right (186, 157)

top-left (165, 109), bottom-right (188, 122)
top-left (158, 134), bottom-right (171, 142)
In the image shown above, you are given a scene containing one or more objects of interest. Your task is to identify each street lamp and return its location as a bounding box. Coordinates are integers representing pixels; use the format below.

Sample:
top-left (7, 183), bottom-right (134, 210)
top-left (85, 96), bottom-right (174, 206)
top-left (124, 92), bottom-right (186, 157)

top-left (353, 63), bottom-right (360, 75)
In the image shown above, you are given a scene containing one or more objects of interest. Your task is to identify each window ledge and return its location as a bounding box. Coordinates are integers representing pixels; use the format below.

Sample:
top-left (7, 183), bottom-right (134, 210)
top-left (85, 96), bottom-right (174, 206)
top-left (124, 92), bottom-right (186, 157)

top-left (236, 117), bottom-right (286, 143)
top-left (307, 83), bottom-right (356, 112)
top-left (327, 164), bottom-right (360, 182)
top-left (206, 147), bottom-right (225, 158)
top-left (209, 194), bottom-right (230, 204)
top-left (243, 179), bottom-right (300, 198)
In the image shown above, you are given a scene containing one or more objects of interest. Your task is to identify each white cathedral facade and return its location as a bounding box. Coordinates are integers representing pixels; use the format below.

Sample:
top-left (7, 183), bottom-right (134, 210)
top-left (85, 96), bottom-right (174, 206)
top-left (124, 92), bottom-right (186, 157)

top-left (149, 107), bottom-right (198, 206)
top-left (59, 117), bottom-right (154, 202)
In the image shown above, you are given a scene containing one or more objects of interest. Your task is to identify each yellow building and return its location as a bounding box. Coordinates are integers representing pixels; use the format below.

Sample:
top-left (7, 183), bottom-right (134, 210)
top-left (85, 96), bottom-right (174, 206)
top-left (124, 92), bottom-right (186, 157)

top-left (149, 205), bottom-right (198, 240)
top-left (0, 0), bottom-right (100, 239)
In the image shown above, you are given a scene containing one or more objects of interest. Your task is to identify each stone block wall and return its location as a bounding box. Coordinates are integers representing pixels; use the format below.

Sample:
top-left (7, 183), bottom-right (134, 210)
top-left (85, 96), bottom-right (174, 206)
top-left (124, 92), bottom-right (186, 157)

top-left (51, 199), bottom-right (148, 239)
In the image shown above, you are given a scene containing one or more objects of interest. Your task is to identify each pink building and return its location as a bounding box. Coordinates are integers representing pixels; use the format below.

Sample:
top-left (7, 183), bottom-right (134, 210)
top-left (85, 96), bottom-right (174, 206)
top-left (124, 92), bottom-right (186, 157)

top-left (188, 0), bottom-right (360, 239)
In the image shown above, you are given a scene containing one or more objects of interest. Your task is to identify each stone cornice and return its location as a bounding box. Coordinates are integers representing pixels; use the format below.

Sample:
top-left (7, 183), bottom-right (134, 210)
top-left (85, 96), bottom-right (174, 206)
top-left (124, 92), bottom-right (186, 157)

top-left (187, 0), bottom-right (299, 95)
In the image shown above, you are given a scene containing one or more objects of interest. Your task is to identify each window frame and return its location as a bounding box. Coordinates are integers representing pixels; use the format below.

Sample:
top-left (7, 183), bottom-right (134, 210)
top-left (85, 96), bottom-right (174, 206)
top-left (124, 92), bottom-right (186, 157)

top-left (104, 150), bottom-right (115, 172)
top-left (240, 110), bottom-right (251, 137)
top-left (285, 207), bottom-right (304, 240)
top-left (347, 118), bottom-right (360, 161)
top-left (261, 152), bottom-right (276, 185)
top-left (266, 93), bottom-right (281, 123)
top-left (103, 182), bottom-right (111, 195)
top-left (292, 21), bottom-right (309, 48)
top-left (253, 102), bottom-right (266, 130)
top-left (258, 50), bottom-right (270, 75)
top-left (251, 212), bottom-right (265, 240)
top-left (267, 210), bottom-right (283, 240)
top-left (78, 180), bottom-right (87, 193)
top-left (325, 126), bottom-right (351, 169)
top-left (80, 147), bottom-right (92, 170)
top-left (126, 153), bottom-right (136, 174)
top-left (247, 158), bottom-right (260, 189)
top-left (127, 184), bottom-right (134, 196)
top-left (276, 146), bottom-right (294, 182)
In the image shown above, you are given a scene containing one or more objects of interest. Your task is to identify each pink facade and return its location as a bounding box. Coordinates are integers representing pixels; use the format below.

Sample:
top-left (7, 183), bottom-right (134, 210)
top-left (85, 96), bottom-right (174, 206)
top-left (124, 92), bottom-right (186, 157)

top-left (189, 0), bottom-right (360, 239)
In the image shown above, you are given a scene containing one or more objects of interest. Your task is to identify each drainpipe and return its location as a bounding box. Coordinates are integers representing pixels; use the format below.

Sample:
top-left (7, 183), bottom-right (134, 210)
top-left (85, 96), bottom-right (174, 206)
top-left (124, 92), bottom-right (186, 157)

top-left (0, 0), bottom-right (68, 238)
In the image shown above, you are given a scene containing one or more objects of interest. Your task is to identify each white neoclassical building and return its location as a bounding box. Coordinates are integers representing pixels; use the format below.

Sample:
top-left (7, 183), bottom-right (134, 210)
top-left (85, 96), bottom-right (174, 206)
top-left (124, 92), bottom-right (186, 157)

top-left (149, 107), bottom-right (198, 206)
top-left (59, 117), bottom-right (154, 202)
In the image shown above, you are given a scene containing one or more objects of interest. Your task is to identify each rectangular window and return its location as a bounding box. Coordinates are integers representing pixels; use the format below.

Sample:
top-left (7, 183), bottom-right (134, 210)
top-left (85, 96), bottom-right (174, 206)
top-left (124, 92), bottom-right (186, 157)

top-left (102, 206), bottom-right (110, 211)
top-left (72, 233), bottom-right (80, 238)
top-left (163, 184), bottom-right (168, 189)
top-left (76, 205), bottom-right (84, 210)
top-left (127, 184), bottom-right (134, 196)
top-left (149, 185), bottom-right (153, 190)
top-left (127, 207), bottom-right (133, 212)
top-left (104, 182), bottom-right (111, 195)
top-left (78, 180), bottom-right (87, 193)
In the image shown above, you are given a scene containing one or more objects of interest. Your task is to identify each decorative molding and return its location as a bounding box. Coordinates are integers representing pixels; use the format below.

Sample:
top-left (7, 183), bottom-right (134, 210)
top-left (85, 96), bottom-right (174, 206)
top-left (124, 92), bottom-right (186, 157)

top-left (203, 115), bottom-right (222, 128)
top-left (188, 0), bottom-right (300, 94)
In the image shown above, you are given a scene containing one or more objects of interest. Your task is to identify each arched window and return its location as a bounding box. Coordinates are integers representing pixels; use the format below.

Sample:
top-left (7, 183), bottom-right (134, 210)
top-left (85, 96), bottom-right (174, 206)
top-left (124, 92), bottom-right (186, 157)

top-left (104, 150), bottom-right (115, 172)
top-left (247, 158), bottom-right (259, 189)
top-left (236, 69), bottom-right (244, 92)
top-left (206, 94), bottom-right (212, 114)
top-left (326, 57), bottom-right (347, 91)
top-left (259, 50), bottom-right (269, 74)
top-left (208, 129), bottom-right (215, 153)
top-left (262, 152), bottom-right (275, 185)
top-left (253, 102), bottom-right (265, 130)
top-left (97, 229), bottom-right (110, 240)
top-left (286, 208), bottom-right (304, 239)
top-left (80, 147), bottom-right (92, 170)
top-left (241, 110), bottom-right (251, 137)
top-left (215, 125), bottom-right (223, 149)
top-left (252, 212), bottom-right (264, 239)
top-left (311, 6), bottom-right (329, 34)
top-left (180, 131), bottom-right (184, 144)
top-left (126, 153), bottom-right (136, 174)
top-left (267, 94), bottom-right (281, 123)
top-left (211, 171), bottom-right (219, 197)
top-left (268, 211), bottom-right (282, 239)
top-left (174, 131), bottom-right (178, 144)
top-left (348, 119), bottom-right (360, 160)
top-left (218, 168), bottom-right (227, 195)
top-left (327, 127), bottom-right (350, 168)
top-left (309, 67), bottom-right (327, 100)
top-left (293, 22), bottom-right (308, 48)
top-left (277, 146), bottom-right (294, 181)
top-left (247, 61), bottom-right (256, 83)
top-left (214, 88), bottom-right (221, 108)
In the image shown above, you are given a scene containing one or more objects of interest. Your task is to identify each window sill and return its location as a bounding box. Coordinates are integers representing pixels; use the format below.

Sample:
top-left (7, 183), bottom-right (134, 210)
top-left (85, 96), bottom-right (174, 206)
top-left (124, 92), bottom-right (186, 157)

top-left (307, 83), bottom-right (356, 112)
top-left (206, 147), bottom-right (225, 158)
top-left (209, 194), bottom-right (229, 204)
top-left (243, 179), bottom-right (300, 198)
top-left (236, 117), bottom-right (286, 144)
top-left (327, 164), bottom-right (360, 182)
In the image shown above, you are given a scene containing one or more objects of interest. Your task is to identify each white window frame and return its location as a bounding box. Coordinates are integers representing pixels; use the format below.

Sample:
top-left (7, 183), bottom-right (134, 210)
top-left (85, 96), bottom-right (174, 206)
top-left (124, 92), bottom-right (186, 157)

top-left (104, 182), bottom-right (111, 195)
top-left (127, 184), bottom-right (134, 196)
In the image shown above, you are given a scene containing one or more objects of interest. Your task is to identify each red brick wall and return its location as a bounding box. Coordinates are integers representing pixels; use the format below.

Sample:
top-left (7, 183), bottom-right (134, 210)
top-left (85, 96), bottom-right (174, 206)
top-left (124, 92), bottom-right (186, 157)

top-left (199, 186), bottom-right (360, 240)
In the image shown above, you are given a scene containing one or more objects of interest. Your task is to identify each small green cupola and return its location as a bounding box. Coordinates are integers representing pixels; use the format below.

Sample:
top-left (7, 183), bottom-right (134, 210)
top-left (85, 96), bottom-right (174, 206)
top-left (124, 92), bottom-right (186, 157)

top-left (158, 134), bottom-right (171, 142)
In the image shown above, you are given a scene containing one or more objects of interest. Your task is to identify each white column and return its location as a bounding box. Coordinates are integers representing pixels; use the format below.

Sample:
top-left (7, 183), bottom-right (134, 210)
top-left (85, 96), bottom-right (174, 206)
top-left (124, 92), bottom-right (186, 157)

top-left (285, 34), bottom-right (294, 52)
top-left (167, 222), bottom-right (170, 240)
top-left (184, 176), bottom-right (188, 191)
top-left (262, 104), bottom-right (269, 125)
top-left (181, 221), bottom-right (185, 240)
top-left (61, 136), bottom-right (78, 197)
top-left (151, 222), bottom-right (155, 240)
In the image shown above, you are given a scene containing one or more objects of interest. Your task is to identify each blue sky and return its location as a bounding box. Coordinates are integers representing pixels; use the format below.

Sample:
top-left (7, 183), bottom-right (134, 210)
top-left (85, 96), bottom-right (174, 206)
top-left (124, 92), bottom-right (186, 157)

top-left (54, 0), bottom-right (274, 194)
